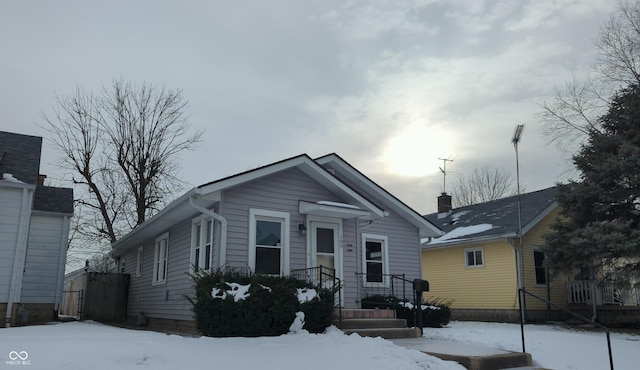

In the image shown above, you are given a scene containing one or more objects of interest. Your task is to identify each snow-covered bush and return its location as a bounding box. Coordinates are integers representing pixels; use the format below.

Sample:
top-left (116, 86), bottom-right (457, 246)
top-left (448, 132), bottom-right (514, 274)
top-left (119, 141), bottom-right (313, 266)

top-left (360, 295), bottom-right (451, 328)
top-left (189, 270), bottom-right (334, 337)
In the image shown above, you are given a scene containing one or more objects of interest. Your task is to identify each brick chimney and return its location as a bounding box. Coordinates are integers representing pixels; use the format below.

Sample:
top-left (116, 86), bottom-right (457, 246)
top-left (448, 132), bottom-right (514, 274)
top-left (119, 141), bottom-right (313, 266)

top-left (38, 174), bottom-right (47, 186)
top-left (437, 192), bottom-right (452, 214)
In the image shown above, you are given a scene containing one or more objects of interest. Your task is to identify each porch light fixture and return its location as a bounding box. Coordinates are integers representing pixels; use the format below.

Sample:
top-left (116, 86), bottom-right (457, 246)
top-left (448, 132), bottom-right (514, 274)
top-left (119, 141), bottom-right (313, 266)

top-left (298, 223), bottom-right (307, 236)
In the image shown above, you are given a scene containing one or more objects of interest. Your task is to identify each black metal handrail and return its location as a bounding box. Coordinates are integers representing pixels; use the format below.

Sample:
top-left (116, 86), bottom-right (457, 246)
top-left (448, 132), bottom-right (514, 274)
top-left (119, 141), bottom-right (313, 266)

top-left (518, 288), bottom-right (614, 370)
top-left (291, 266), bottom-right (342, 327)
top-left (354, 272), bottom-right (413, 303)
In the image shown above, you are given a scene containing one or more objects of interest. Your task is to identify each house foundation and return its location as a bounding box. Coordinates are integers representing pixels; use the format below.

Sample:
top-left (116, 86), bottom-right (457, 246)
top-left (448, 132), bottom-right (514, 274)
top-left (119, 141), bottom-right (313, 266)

top-left (0, 303), bottom-right (56, 327)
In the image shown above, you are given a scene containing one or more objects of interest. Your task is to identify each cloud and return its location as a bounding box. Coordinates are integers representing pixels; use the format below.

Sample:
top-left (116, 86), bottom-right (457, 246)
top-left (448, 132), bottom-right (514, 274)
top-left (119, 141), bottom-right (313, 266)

top-left (320, 0), bottom-right (440, 41)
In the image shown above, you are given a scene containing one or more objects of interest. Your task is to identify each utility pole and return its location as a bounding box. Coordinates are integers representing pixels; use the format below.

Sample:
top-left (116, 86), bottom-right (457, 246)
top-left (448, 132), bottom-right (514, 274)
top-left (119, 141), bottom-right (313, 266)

top-left (512, 124), bottom-right (525, 323)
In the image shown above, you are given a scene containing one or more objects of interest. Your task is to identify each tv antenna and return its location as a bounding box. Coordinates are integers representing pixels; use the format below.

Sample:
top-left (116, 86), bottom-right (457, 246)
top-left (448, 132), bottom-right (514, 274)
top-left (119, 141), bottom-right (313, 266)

top-left (438, 158), bottom-right (454, 193)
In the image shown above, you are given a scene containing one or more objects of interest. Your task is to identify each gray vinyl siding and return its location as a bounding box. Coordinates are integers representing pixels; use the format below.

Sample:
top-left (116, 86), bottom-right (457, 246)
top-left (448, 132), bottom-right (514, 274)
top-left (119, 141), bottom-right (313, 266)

top-left (222, 168), bottom-right (341, 272)
top-left (21, 215), bottom-right (65, 303)
top-left (123, 217), bottom-right (199, 321)
top-left (322, 167), bottom-right (424, 304)
top-left (0, 187), bottom-right (23, 302)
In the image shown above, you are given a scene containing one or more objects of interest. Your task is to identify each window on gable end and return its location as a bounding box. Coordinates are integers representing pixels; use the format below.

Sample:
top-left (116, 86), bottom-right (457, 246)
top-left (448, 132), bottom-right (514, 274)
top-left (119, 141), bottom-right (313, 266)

top-left (248, 209), bottom-right (290, 276)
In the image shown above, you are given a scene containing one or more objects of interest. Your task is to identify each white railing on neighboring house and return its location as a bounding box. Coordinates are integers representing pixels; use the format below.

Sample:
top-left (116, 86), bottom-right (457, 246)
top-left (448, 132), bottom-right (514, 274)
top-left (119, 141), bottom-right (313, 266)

top-left (567, 280), bottom-right (640, 306)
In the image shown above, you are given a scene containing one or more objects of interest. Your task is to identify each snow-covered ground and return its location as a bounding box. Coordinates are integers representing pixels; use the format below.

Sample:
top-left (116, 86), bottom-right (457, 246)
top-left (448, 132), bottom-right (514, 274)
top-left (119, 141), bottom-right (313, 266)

top-left (1, 320), bottom-right (638, 370)
top-left (1, 321), bottom-right (462, 370)
top-left (425, 321), bottom-right (640, 370)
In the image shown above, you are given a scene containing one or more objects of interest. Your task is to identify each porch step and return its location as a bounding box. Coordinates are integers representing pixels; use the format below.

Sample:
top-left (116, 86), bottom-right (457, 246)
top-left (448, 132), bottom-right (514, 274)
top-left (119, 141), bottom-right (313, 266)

top-left (334, 308), bottom-right (419, 339)
top-left (342, 327), bottom-right (422, 339)
top-left (334, 308), bottom-right (396, 319)
top-left (338, 318), bottom-right (408, 329)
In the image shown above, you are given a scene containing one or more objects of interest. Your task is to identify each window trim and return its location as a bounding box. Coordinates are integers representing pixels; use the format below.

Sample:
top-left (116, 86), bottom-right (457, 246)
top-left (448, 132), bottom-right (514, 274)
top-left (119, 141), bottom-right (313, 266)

top-left (464, 247), bottom-right (484, 268)
top-left (136, 246), bottom-right (143, 278)
top-left (248, 209), bottom-right (290, 276)
top-left (361, 233), bottom-right (389, 287)
top-left (119, 257), bottom-right (126, 274)
top-left (532, 247), bottom-right (547, 286)
top-left (152, 232), bottom-right (169, 285)
top-left (190, 216), bottom-right (214, 274)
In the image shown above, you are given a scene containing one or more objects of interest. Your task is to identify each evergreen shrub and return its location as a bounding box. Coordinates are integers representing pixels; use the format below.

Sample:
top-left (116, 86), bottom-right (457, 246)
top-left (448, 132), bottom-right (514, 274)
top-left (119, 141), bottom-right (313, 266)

top-left (360, 295), bottom-right (451, 328)
top-left (189, 270), bottom-right (334, 337)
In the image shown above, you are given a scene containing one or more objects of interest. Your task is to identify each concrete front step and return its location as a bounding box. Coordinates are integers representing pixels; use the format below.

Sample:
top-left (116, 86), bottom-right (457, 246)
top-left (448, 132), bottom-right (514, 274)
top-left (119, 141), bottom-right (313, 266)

top-left (337, 318), bottom-right (408, 329)
top-left (391, 338), bottom-right (533, 370)
top-left (342, 327), bottom-right (422, 339)
top-left (335, 308), bottom-right (396, 319)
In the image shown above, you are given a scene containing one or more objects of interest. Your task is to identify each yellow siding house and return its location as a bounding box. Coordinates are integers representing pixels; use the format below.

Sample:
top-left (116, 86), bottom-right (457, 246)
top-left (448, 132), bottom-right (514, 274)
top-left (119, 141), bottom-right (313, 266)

top-left (422, 187), bottom-right (568, 322)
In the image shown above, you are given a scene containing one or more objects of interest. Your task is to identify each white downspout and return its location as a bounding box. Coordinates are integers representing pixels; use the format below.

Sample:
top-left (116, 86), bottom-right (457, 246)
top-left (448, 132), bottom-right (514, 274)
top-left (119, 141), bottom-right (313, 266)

top-left (189, 196), bottom-right (228, 267)
top-left (6, 187), bottom-right (34, 327)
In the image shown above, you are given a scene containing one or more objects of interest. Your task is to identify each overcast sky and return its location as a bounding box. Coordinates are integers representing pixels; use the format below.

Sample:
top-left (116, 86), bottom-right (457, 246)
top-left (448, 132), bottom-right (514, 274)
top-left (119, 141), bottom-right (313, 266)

top-left (1, 0), bottom-right (616, 214)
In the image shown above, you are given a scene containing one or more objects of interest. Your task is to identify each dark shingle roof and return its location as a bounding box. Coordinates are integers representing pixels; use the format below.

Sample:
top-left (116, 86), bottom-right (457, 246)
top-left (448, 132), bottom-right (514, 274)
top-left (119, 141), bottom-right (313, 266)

top-left (424, 187), bottom-right (557, 245)
top-left (33, 186), bottom-right (74, 214)
top-left (0, 131), bottom-right (73, 215)
top-left (0, 131), bottom-right (42, 185)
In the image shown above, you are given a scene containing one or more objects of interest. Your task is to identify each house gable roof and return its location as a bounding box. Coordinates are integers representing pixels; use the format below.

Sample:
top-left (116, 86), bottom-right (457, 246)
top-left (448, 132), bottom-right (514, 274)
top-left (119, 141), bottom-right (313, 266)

top-left (0, 131), bottom-right (73, 215)
top-left (197, 154), bottom-right (385, 218)
top-left (113, 154), bottom-right (401, 251)
top-left (315, 153), bottom-right (441, 237)
top-left (423, 187), bottom-right (557, 248)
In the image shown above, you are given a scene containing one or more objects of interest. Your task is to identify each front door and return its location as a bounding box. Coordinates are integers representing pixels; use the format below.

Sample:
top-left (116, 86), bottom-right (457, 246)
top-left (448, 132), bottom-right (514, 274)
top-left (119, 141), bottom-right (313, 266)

top-left (310, 221), bottom-right (342, 290)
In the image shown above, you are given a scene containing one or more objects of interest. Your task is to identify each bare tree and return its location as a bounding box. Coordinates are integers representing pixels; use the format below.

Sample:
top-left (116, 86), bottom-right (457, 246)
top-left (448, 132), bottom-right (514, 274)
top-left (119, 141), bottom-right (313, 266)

top-left (538, 0), bottom-right (640, 150)
top-left (44, 80), bottom-right (202, 263)
top-left (451, 166), bottom-right (517, 208)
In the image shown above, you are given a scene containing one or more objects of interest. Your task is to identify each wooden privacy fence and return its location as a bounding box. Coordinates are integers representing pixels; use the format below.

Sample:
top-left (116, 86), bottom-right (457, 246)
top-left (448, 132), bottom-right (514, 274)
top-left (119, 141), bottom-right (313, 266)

top-left (60, 272), bottom-right (129, 322)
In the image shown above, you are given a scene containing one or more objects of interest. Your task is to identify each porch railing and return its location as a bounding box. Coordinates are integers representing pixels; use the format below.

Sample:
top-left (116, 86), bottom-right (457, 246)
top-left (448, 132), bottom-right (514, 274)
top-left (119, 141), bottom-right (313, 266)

top-left (290, 266), bottom-right (342, 326)
top-left (354, 273), bottom-right (414, 304)
top-left (520, 288), bottom-right (614, 370)
top-left (567, 280), bottom-right (640, 306)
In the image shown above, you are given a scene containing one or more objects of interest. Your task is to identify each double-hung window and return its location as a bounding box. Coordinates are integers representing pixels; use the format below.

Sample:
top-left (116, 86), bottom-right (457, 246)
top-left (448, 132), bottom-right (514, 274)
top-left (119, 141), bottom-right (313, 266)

top-left (249, 209), bottom-right (290, 276)
top-left (191, 218), bottom-right (214, 273)
top-left (465, 247), bottom-right (484, 268)
top-left (153, 232), bottom-right (169, 285)
top-left (362, 234), bottom-right (389, 286)
top-left (533, 248), bottom-right (547, 285)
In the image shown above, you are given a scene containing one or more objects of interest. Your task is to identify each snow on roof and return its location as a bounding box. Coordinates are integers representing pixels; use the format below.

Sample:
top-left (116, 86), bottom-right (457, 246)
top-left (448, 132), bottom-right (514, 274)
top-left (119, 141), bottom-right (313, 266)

top-left (427, 223), bottom-right (495, 245)
top-left (2, 173), bottom-right (24, 183)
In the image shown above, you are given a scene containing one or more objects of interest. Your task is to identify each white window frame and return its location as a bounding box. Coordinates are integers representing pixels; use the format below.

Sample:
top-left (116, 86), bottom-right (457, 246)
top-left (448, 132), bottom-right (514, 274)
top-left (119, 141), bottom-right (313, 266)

top-left (119, 257), bottom-right (126, 274)
top-left (190, 216), bottom-right (214, 274)
top-left (136, 246), bottom-right (143, 278)
top-left (464, 247), bottom-right (484, 268)
top-left (361, 233), bottom-right (389, 287)
top-left (533, 247), bottom-right (547, 286)
top-left (248, 209), bottom-right (290, 276)
top-left (152, 232), bottom-right (169, 285)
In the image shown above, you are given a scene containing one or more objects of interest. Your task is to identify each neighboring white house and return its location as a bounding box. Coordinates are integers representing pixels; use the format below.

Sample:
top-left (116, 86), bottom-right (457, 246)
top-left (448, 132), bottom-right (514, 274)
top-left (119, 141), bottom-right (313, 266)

top-left (0, 131), bottom-right (73, 327)
top-left (111, 153), bottom-right (440, 332)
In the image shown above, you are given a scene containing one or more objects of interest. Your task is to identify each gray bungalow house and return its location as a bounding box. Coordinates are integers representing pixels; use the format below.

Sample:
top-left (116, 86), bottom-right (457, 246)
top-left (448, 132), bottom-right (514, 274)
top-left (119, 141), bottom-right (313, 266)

top-left (0, 131), bottom-right (73, 327)
top-left (112, 153), bottom-right (440, 331)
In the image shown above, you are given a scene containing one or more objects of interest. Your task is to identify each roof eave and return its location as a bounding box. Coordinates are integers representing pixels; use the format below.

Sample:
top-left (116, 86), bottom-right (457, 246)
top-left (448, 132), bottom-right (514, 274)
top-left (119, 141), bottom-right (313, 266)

top-left (422, 232), bottom-right (518, 250)
top-left (315, 154), bottom-right (441, 237)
